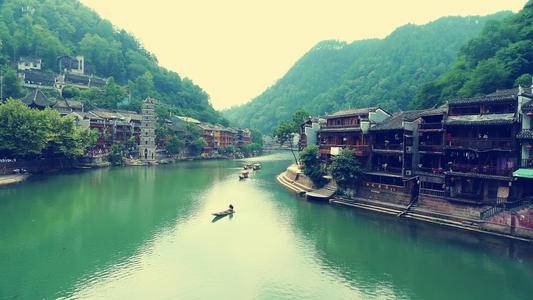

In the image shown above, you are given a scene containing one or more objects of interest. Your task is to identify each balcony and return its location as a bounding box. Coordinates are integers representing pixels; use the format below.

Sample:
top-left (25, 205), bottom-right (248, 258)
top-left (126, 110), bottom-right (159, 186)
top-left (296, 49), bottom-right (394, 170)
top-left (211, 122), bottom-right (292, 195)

top-left (448, 164), bottom-right (513, 177)
top-left (419, 122), bottom-right (444, 130)
top-left (372, 143), bottom-right (402, 151)
top-left (319, 144), bottom-right (370, 156)
top-left (417, 166), bottom-right (445, 174)
top-left (372, 165), bottom-right (403, 175)
top-left (418, 144), bottom-right (443, 153)
top-left (446, 138), bottom-right (513, 151)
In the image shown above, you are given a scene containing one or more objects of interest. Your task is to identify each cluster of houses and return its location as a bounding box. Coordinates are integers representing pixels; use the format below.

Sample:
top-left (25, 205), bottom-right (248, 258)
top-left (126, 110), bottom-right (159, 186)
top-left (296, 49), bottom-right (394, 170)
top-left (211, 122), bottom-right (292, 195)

top-left (300, 85), bottom-right (533, 219)
top-left (17, 56), bottom-right (107, 91)
top-left (19, 88), bottom-right (252, 161)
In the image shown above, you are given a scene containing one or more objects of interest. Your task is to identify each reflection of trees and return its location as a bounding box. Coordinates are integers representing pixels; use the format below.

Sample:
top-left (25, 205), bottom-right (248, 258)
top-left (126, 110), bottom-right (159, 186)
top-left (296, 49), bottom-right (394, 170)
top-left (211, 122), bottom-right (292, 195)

top-left (285, 198), bottom-right (533, 299)
top-left (0, 162), bottom-right (231, 299)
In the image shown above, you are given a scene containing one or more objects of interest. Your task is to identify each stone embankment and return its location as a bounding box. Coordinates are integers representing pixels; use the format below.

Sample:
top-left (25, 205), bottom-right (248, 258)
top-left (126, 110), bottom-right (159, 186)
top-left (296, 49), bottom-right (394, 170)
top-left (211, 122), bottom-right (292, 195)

top-left (277, 164), bottom-right (533, 243)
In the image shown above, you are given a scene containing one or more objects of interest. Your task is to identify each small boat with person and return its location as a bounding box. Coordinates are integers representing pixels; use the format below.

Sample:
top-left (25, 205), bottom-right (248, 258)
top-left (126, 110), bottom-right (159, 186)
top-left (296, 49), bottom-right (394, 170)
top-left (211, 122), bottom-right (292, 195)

top-left (239, 170), bottom-right (250, 180)
top-left (252, 163), bottom-right (262, 170)
top-left (212, 204), bottom-right (235, 217)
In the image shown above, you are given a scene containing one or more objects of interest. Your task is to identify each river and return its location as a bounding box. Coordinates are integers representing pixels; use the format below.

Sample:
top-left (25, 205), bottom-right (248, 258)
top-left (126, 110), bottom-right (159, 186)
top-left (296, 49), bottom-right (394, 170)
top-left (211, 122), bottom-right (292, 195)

top-left (0, 152), bottom-right (532, 299)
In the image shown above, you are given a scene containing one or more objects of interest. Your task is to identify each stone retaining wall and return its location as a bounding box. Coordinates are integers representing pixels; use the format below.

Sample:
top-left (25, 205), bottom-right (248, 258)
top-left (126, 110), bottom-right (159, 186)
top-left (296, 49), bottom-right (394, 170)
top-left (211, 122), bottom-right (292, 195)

top-left (417, 195), bottom-right (483, 220)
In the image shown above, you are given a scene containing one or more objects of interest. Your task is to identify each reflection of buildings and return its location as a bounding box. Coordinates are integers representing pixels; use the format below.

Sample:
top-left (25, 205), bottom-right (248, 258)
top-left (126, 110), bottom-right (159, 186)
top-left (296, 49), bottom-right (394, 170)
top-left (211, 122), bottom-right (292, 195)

top-left (139, 98), bottom-right (156, 162)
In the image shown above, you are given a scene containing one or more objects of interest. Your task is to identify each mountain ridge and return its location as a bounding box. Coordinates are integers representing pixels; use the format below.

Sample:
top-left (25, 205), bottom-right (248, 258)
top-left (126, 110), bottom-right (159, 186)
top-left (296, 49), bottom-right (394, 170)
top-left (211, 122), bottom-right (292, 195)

top-left (223, 11), bottom-right (512, 133)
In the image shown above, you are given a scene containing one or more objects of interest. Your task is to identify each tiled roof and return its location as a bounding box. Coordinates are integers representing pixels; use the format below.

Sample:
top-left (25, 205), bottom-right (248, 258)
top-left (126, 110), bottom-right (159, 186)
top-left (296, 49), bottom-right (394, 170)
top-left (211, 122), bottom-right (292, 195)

top-left (21, 89), bottom-right (56, 107)
top-left (326, 107), bottom-right (379, 118)
top-left (517, 130), bottom-right (533, 140)
top-left (446, 113), bottom-right (516, 126)
top-left (23, 70), bottom-right (56, 86)
top-left (449, 94), bottom-right (516, 105)
top-left (371, 109), bottom-right (433, 131)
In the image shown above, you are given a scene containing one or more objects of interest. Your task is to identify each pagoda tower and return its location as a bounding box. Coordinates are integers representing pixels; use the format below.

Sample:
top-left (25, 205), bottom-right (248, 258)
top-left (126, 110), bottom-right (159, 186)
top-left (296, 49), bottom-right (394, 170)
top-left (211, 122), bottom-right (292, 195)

top-left (139, 97), bottom-right (156, 162)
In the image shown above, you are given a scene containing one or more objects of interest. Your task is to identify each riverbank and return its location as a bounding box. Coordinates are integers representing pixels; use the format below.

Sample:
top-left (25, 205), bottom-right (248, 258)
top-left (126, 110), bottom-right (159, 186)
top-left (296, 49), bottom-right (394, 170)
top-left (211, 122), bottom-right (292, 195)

top-left (277, 165), bottom-right (533, 243)
top-left (0, 174), bottom-right (30, 186)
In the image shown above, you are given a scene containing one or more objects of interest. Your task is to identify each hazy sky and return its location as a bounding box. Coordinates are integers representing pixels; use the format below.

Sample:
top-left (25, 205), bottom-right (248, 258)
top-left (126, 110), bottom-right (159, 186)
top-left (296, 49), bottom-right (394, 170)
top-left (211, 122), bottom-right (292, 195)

top-left (80, 0), bottom-right (526, 110)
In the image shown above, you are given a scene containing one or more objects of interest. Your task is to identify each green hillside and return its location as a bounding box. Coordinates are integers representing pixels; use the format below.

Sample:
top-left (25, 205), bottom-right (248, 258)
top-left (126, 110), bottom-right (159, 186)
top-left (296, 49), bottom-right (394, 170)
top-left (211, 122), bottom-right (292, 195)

top-left (412, 1), bottom-right (533, 108)
top-left (0, 0), bottom-right (226, 124)
top-left (223, 12), bottom-right (511, 133)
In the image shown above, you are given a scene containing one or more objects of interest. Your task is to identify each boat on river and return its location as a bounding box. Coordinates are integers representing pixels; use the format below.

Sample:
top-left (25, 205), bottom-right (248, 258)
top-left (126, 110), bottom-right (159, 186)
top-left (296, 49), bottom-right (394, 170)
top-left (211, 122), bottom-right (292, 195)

top-left (239, 170), bottom-right (250, 180)
top-left (212, 209), bottom-right (234, 217)
top-left (252, 163), bottom-right (262, 170)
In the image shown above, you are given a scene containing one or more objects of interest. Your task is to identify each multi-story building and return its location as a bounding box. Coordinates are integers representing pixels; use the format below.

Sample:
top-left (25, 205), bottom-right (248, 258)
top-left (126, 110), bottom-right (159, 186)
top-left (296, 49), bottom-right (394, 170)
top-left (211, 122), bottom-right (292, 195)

top-left (17, 57), bottom-right (42, 71)
top-left (515, 85), bottom-right (533, 200)
top-left (318, 107), bottom-right (390, 161)
top-left (299, 117), bottom-right (324, 151)
top-left (138, 98), bottom-right (156, 162)
top-left (236, 129), bottom-right (252, 148)
top-left (443, 91), bottom-right (522, 205)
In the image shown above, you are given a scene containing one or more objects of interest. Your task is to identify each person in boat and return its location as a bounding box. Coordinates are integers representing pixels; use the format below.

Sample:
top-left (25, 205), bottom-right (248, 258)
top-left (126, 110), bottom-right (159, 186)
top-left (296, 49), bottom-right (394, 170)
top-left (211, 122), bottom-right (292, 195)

top-left (228, 204), bottom-right (234, 212)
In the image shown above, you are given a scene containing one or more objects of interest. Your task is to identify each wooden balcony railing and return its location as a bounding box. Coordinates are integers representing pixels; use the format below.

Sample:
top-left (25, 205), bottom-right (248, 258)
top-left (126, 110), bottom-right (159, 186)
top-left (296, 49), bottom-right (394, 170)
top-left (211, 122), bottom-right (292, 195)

top-left (373, 143), bottom-right (403, 151)
top-left (449, 164), bottom-right (513, 177)
top-left (446, 138), bottom-right (513, 150)
top-left (420, 188), bottom-right (446, 197)
top-left (417, 166), bottom-right (445, 174)
top-left (419, 123), bottom-right (443, 130)
top-left (418, 144), bottom-right (443, 152)
top-left (372, 165), bottom-right (403, 174)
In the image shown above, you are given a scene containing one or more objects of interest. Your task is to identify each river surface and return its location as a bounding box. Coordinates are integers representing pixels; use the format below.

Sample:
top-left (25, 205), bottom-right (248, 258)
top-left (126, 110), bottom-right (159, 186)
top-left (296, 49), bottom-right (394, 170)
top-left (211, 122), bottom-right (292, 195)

top-left (1, 152), bottom-right (532, 300)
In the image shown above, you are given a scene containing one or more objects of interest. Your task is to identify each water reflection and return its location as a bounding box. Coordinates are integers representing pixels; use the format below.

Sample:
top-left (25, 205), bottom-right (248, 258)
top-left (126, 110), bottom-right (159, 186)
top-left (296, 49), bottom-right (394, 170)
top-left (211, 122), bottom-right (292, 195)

top-left (0, 153), bottom-right (532, 300)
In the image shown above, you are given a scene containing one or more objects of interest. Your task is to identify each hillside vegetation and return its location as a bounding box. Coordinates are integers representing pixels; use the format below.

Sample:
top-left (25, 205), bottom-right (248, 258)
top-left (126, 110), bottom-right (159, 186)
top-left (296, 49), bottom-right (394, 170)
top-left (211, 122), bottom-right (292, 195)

top-left (412, 1), bottom-right (533, 108)
top-left (0, 0), bottom-right (226, 124)
top-left (223, 12), bottom-right (511, 133)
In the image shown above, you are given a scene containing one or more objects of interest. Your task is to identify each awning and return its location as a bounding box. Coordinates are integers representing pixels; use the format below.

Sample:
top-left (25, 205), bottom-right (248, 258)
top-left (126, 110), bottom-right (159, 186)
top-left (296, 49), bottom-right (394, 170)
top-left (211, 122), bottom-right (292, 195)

top-left (513, 168), bottom-right (533, 179)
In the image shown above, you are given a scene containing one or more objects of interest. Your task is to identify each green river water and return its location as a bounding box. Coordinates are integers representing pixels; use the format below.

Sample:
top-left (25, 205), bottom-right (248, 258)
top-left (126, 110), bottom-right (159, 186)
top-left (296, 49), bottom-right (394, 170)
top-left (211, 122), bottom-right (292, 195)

top-left (1, 152), bottom-right (532, 299)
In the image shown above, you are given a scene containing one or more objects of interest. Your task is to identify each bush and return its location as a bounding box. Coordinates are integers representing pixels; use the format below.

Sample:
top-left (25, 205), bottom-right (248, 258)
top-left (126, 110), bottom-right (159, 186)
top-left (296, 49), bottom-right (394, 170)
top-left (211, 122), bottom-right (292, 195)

top-left (330, 149), bottom-right (362, 190)
top-left (299, 145), bottom-right (327, 187)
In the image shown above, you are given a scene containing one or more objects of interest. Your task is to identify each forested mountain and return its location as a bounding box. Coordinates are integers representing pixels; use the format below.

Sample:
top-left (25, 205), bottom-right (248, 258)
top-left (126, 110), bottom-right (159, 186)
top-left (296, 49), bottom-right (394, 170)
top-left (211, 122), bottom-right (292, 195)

top-left (0, 0), bottom-right (226, 124)
top-left (223, 12), bottom-right (511, 133)
top-left (412, 1), bottom-right (533, 108)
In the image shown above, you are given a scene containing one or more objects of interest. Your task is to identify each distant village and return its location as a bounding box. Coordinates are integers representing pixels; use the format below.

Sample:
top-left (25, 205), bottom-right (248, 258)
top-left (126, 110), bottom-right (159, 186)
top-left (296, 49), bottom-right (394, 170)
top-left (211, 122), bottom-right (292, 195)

top-left (11, 56), bottom-right (255, 166)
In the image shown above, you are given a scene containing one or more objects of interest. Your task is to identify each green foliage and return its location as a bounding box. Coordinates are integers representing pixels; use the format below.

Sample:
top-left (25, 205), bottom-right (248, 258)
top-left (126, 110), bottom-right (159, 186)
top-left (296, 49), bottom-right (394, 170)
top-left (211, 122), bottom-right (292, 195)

top-left (165, 136), bottom-right (184, 155)
top-left (108, 143), bottom-right (124, 166)
top-left (62, 85), bottom-right (81, 99)
top-left (224, 13), bottom-right (509, 132)
top-left (299, 145), bottom-right (327, 187)
top-left (0, 0), bottom-right (226, 124)
top-left (189, 137), bottom-right (206, 156)
top-left (0, 66), bottom-right (23, 100)
top-left (251, 129), bottom-right (263, 146)
top-left (412, 2), bottom-right (533, 108)
top-left (330, 149), bottom-right (362, 190)
top-left (272, 121), bottom-right (294, 146)
top-left (241, 143), bottom-right (262, 157)
top-left (0, 99), bottom-right (96, 158)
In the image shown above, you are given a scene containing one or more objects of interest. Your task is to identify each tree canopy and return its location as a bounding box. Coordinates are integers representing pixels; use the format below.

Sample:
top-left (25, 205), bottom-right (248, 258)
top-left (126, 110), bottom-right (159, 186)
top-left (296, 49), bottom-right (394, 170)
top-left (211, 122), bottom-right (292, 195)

top-left (0, 99), bottom-right (97, 158)
top-left (0, 0), bottom-right (226, 124)
top-left (411, 1), bottom-right (533, 108)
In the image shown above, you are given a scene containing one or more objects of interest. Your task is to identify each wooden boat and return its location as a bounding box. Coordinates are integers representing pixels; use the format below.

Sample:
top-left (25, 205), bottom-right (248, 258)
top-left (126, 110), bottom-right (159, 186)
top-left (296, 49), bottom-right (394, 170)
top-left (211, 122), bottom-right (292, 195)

top-left (241, 170), bottom-right (250, 178)
top-left (252, 163), bottom-right (262, 170)
top-left (243, 163), bottom-right (253, 170)
top-left (212, 209), bottom-right (234, 217)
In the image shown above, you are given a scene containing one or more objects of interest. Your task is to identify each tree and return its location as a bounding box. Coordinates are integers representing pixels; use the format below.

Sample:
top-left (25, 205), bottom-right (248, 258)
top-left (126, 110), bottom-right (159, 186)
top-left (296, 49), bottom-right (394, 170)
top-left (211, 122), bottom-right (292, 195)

top-left (108, 143), bottom-right (124, 166)
top-left (273, 121), bottom-right (298, 163)
top-left (166, 135), bottom-right (184, 156)
top-left (189, 137), bottom-right (206, 156)
top-left (330, 149), bottom-right (362, 190)
top-left (1, 67), bottom-right (22, 100)
top-left (0, 99), bottom-right (96, 158)
top-left (299, 145), bottom-right (327, 187)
